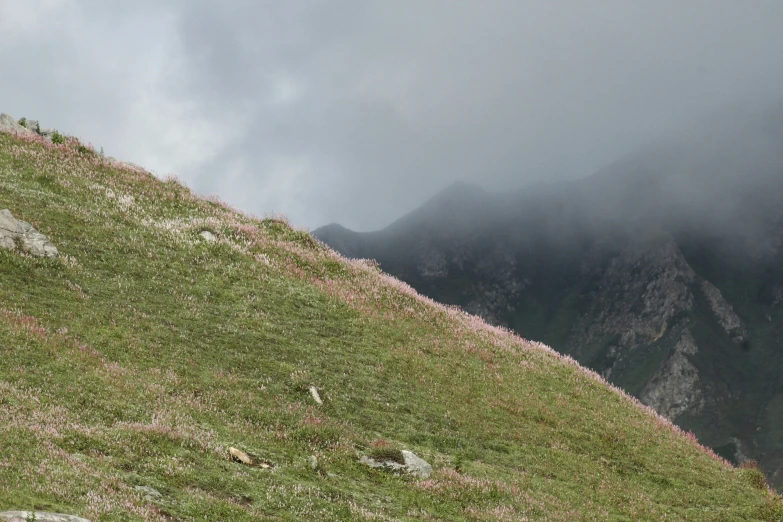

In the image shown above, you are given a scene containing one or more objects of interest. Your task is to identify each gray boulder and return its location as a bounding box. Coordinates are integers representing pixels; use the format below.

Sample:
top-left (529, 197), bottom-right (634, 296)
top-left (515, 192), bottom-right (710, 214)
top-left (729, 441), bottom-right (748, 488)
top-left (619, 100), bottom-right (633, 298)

top-left (134, 485), bottom-right (162, 501)
top-left (0, 114), bottom-right (34, 136)
top-left (199, 230), bottom-right (217, 243)
top-left (0, 512), bottom-right (92, 522)
top-left (0, 209), bottom-right (59, 258)
top-left (360, 454), bottom-right (406, 473)
top-left (359, 450), bottom-right (432, 478)
top-left (401, 450), bottom-right (433, 478)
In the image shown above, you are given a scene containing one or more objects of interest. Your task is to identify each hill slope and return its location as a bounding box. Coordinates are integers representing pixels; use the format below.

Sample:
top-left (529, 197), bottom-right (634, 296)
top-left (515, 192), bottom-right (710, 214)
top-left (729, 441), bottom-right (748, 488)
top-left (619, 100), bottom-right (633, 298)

top-left (0, 123), bottom-right (780, 520)
top-left (313, 103), bottom-right (783, 491)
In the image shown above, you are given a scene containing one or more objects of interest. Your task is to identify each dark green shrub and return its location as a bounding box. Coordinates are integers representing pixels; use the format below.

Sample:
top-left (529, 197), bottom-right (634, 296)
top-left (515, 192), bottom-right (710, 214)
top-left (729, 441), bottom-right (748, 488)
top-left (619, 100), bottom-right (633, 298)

top-left (76, 143), bottom-right (95, 155)
top-left (368, 447), bottom-right (405, 464)
top-left (17, 117), bottom-right (26, 127)
top-left (51, 131), bottom-right (66, 145)
top-left (741, 460), bottom-right (768, 490)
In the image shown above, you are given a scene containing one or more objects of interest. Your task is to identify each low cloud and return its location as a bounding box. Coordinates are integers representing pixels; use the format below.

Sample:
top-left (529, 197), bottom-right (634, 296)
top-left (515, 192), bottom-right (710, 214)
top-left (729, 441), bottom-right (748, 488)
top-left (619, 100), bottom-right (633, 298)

top-left (2, 1), bottom-right (782, 230)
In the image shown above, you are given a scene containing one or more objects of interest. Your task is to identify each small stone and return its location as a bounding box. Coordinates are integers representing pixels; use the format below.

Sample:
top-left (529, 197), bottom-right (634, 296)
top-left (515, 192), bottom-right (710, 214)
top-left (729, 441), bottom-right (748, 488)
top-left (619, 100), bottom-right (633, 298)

top-left (309, 386), bottom-right (323, 405)
top-left (199, 230), bottom-right (217, 242)
top-left (0, 512), bottom-right (92, 522)
top-left (134, 485), bottom-right (162, 498)
top-left (229, 447), bottom-right (253, 465)
top-left (229, 447), bottom-right (272, 468)
top-left (359, 455), bottom-right (406, 473)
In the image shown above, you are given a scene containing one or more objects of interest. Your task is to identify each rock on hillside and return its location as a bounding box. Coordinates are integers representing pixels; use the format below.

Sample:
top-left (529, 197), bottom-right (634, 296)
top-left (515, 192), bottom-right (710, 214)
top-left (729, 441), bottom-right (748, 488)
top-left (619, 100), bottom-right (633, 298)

top-left (0, 512), bottom-right (91, 522)
top-left (0, 114), bottom-right (34, 136)
top-left (0, 209), bottom-right (58, 258)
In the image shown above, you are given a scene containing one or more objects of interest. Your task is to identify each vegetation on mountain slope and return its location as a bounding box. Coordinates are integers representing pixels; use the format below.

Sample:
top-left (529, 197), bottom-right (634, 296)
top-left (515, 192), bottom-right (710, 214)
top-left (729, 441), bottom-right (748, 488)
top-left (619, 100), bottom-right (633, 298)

top-left (0, 129), bottom-right (781, 520)
top-left (314, 109), bottom-right (783, 488)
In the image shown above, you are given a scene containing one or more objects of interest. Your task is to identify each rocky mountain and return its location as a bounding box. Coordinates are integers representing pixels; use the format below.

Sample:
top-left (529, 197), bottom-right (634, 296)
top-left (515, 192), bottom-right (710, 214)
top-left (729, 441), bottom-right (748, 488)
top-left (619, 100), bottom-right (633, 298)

top-left (314, 102), bottom-right (783, 488)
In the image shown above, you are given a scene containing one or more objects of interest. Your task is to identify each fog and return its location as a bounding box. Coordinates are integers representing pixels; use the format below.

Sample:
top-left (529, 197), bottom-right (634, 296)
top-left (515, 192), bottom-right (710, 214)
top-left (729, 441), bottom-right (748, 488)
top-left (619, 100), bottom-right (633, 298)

top-left (2, 1), bottom-right (783, 230)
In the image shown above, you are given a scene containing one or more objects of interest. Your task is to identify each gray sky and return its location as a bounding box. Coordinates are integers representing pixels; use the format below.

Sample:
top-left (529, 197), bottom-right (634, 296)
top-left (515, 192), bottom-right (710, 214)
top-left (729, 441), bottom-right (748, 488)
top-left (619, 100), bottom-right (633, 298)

top-left (2, 1), bottom-right (783, 231)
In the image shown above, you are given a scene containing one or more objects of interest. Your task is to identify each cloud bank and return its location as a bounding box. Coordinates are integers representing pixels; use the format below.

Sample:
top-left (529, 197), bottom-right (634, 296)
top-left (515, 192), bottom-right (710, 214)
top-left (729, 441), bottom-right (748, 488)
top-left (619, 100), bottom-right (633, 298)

top-left (2, 1), bottom-right (782, 230)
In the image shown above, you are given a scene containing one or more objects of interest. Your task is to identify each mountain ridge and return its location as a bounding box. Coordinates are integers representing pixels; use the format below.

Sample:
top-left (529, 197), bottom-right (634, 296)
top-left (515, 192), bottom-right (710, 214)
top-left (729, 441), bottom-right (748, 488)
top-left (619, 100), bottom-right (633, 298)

top-left (314, 103), bottom-right (783, 489)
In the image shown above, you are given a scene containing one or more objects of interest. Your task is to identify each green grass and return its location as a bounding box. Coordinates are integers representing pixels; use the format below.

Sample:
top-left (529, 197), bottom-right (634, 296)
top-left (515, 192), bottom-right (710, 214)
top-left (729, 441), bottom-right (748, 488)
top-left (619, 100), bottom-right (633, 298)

top-left (0, 131), bottom-right (781, 521)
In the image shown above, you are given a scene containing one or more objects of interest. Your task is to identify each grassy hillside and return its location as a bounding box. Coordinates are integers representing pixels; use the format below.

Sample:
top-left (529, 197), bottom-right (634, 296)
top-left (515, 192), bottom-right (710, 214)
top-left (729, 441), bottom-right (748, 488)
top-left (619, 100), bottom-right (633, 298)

top-left (314, 151), bottom-right (783, 488)
top-left (0, 130), bottom-right (781, 521)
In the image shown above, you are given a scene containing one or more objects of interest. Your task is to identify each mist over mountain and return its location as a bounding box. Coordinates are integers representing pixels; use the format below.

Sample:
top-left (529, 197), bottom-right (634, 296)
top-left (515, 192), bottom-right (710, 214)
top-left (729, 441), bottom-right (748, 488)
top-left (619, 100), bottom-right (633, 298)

top-left (315, 102), bottom-right (783, 487)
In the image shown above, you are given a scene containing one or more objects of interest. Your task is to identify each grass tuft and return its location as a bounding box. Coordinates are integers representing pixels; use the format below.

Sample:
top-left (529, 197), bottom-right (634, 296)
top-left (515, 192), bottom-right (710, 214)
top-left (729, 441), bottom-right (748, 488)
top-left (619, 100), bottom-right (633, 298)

top-left (368, 447), bottom-right (406, 465)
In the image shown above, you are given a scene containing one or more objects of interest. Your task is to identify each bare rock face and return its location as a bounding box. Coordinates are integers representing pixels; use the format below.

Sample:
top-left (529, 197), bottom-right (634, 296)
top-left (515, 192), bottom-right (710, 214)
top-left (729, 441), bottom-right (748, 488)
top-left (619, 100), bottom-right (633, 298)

top-left (416, 245), bottom-right (448, 279)
top-left (446, 243), bottom-right (526, 326)
top-left (700, 280), bottom-right (746, 343)
top-left (0, 512), bottom-right (92, 522)
top-left (20, 119), bottom-right (40, 133)
top-left (0, 209), bottom-right (58, 258)
top-left (465, 244), bottom-right (526, 324)
top-left (0, 114), bottom-right (35, 136)
top-left (570, 233), bottom-right (696, 375)
top-left (640, 329), bottom-right (704, 419)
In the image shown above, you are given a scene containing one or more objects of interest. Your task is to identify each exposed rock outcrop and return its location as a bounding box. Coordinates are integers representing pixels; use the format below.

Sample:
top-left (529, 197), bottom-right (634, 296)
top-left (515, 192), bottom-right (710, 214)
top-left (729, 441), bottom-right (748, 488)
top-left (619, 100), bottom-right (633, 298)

top-left (0, 209), bottom-right (58, 258)
top-left (0, 114), bottom-right (34, 136)
top-left (700, 280), bottom-right (746, 343)
top-left (359, 450), bottom-right (432, 478)
top-left (20, 119), bottom-right (40, 133)
top-left (570, 233), bottom-right (696, 374)
top-left (463, 244), bottom-right (526, 325)
top-left (420, 242), bottom-right (525, 326)
top-left (640, 329), bottom-right (704, 419)
top-left (400, 450), bottom-right (433, 478)
top-left (416, 245), bottom-right (448, 279)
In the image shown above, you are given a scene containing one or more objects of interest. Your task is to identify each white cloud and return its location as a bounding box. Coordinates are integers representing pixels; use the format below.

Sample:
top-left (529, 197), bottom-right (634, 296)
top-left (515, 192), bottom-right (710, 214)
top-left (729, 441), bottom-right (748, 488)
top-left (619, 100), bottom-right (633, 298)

top-left (0, 0), bottom-right (74, 41)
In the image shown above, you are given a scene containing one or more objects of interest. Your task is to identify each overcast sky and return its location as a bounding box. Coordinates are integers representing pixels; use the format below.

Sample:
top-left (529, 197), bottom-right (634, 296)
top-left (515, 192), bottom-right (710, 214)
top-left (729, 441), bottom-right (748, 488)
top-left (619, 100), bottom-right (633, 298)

top-left (2, 1), bottom-right (783, 231)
